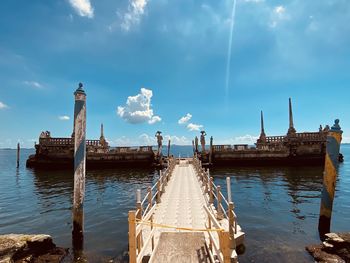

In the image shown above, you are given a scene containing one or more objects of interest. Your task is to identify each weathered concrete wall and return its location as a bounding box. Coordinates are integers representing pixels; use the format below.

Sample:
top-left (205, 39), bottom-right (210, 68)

top-left (27, 144), bottom-right (156, 169)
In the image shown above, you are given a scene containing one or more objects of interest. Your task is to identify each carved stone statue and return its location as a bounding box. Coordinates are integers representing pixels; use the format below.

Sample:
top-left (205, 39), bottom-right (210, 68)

top-left (194, 136), bottom-right (199, 152)
top-left (155, 131), bottom-right (163, 156)
top-left (39, 131), bottom-right (51, 139)
top-left (200, 131), bottom-right (207, 152)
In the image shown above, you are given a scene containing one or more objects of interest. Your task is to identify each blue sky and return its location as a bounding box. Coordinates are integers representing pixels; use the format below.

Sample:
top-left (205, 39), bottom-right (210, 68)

top-left (0, 0), bottom-right (349, 148)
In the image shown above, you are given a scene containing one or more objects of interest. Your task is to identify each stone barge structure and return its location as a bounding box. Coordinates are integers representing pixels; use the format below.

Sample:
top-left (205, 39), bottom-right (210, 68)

top-left (198, 99), bottom-right (336, 166)
top-left (26, 125), bottom-right (157, 169)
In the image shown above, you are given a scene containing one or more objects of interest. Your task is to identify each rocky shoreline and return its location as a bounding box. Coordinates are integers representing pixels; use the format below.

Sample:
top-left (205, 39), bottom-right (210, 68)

top-left (306, 232), bottom-right (350, 263)
top-left (0, 234), bottom-right (68, 263)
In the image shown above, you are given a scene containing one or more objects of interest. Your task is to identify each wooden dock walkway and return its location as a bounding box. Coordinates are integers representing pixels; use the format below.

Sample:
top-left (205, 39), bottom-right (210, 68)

top-left (128, 157), bottom-right (245, 263)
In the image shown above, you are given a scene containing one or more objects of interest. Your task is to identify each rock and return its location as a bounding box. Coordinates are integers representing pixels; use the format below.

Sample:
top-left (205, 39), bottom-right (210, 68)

top-left (0, 234), bottom-right (68, 263)
top-left (306, 232), bottom-right (350, 263)
top-left (326, 233), bottom-right (345, 243)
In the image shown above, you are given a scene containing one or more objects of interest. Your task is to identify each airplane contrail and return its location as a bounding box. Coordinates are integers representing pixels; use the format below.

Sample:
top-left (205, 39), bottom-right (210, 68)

top-left (225, 0), bottom-right (237, 106)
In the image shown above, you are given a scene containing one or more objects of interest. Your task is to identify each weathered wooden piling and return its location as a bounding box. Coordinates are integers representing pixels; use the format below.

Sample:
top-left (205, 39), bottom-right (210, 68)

top-left (226, 177), bottom-right (232, 203)
top-left (217, 185), bottom-right (223, 219)
top-left (318, 119), bottom-right (342, 238)
top-left (167, 140), bottom-right (171, 158)
top-left (72, 83), bottom-right (87, 253)
top-left (136, 189), bottom-right (143, 252)
top-left (16, 143), bottom-right (20, 168)
top-left (209, 136), bottom-right (213, 164)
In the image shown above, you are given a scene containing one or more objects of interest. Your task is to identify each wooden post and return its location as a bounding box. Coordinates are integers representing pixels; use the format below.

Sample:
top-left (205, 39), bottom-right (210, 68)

top-left (228, 202), bottom-right (236, 250)
top-left (151, 214), bottom-right (154, 251)
top-left (219, 231), bottom-right (232, 263)
top-left (160, 170), bottom-right (165, 193)
top-left (209, 177), bottom-right (214, 204)
top-left (217, 185), bottom-right (223, 219)
top-left (319, 119), bottom-right (343, 238)
top-left (147, 186), bottom-right (152, 206)
top-left (136, 189), bottom-right (142, 252)
top-left (157, 180), bottom-right (161, 203)
top-left (128, 211), bottom-right (137, 263)
top-left (16, 142), bottom-right (20, 168)
top-left (72, 83), bottom-right (86, 254)
top-left (209, 136), bottom-right (213, 164)
top-left (226, 177), bottom-right (232, 203)
top-left (167, 139), bottom-right (171, 158)
top-left (208, 216), bottom-right (213, 251)
top-left (204, 173), bottom-right (208, 193)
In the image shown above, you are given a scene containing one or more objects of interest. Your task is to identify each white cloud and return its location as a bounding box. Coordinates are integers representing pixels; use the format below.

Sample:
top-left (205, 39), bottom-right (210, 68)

top-left (234, 134), bottom-right (259, 144)
top-left (0, 101), bottom-right (8, 109)
top-left (69, 0), bottom-right (94, 18)
top-left (274, 5), bottom-right (285, 14)
top-left (139, 133), bottom-right (156, 145)
top-left (164, 135), bottom-right (190, 145)
top-left (59, 115), bottom-right (70, 121)
top-left (23, 81), bottom-right (43, 89)
top-left (187, 123), bottom-right (203, 131)
top-left (120, 0), bottom-right (149, 31)
top-left (269, 5), bottom-right (290, 28)
top-left (115, 136), bottom-right (133, 146)
top-left (149, 116), bottom-right (161, 124)
top-left (178, 113), bottom-right (192, 125)
top-left (117, 88), bottom-right (161, 124)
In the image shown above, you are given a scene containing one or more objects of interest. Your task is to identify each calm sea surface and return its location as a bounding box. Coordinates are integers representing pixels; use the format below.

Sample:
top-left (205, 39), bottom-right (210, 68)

top-left (0, 145), bottom-right (349, 262)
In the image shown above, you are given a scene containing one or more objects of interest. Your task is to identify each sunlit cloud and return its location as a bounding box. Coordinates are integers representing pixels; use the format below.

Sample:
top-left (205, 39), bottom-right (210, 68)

top-left (117, 88), bottom-right (161, 124)
top-left (119, 0), bottom-right (149, 31)
top-left (0, 101), bottom-right (9, 109)
top-left (269, 5), bottom-right (289, 28)
top-left (58, 115), bottom-right (70, 121)
top-left (187, 123), bottom-right (203, 131)
top-left (23, 80), bottom-right (43, 89)
top-left (234, 134), bottom-right (259, 144)
top-left (164, 134), bottom-right (190, 145)
top-left (178, 113), bottom-right (192, 125)
top-left (68, 0), bottom-right (94, 18)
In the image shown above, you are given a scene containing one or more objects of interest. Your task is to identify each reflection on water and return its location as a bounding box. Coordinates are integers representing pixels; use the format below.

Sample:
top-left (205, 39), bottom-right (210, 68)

top-left (0, 146), bottom-right (349, 262)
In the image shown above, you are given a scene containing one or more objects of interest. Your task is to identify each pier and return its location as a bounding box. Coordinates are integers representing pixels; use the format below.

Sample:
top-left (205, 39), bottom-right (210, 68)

top-left (128, 157), bottom-right (245, 263)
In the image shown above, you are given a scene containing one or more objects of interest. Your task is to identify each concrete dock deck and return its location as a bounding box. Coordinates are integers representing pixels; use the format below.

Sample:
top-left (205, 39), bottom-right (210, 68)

top-left (128, 158), bottom-right (245, 263)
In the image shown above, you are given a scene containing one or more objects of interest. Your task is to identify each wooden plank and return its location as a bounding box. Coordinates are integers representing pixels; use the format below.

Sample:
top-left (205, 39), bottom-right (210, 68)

top-left (149, 232), bottom-right (210, 263)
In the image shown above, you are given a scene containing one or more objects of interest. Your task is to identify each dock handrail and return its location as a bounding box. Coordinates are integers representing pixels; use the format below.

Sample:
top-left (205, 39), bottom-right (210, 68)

top-left (128, 157), bottom-right (176, 263)
top-left (203, 205), bottom-right (237, 263)
top-left (192, 156), bottom-right (238, 241)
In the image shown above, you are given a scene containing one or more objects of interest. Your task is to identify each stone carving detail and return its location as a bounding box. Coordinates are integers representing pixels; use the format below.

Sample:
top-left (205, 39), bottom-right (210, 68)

top-left (155, 131), bottom-right (163, 156)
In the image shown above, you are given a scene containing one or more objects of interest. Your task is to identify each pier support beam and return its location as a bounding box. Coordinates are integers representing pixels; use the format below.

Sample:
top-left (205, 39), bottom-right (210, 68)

top-left (72, 83), bottom-right (87, 257)
top-left (209, 136), bottom-right (213, 165)
top-left (16, 142), bottom-right (20, 168)
top-left (167, 140), bottom-right (171, 158)
top-left (318, 119), bottom-right (342, 238)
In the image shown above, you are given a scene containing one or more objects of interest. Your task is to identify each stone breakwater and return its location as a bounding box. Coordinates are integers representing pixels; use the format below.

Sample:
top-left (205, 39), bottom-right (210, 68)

top-left (306, 233), bottom-right (350, 263)
top-left (0, 234), bottom-right (67, 263)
